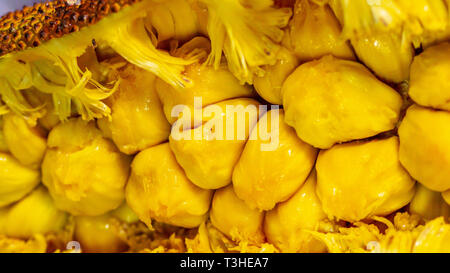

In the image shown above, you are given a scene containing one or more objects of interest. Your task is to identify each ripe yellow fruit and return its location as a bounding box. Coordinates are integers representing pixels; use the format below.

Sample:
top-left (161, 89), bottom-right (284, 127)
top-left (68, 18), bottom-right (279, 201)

top-left (126, 143), bottom-right (212, 228)
top-left (111, 202), bottom-right (139, 224)
top-left (264, 171), bottom-right (327, 253)
top-left (0, 117), bottom-right (8, 153)
top-left (316, 137), bottom-right (416, 222)
top-left (284, 0), bottom-right (354, 62)
top-left (42, 118), bottom-right (131, 216)
top-left (351, 32), bottom-right (414, 83)
top-left (413, 217), bottom-right (450, 253)
top-left (443, 190), bottom-right (450, 205)
top-left (97, 64), bottom-right (170, 155)
top-left (74, 214), bottom-right (127, 253)
top-left (399, 105), bottom-right (450, 192)
top-left (210, 185), bottom-right (265, 244)
top-left (155, 38), bottom-right (253, 124)
top-left (409, 184), bottom-right (450, 221)
top-left (146, 0), bottom-right (201, 42)
top-left (169, 98), bottom-right (260, 190)
top-left (283, 55), bottom-right (403, 149)
top-left (409, 43), bottom-right (450, 111)
top-left (253, 47), bottom-right (299, 105)
top-left (0, 186), bottom-right (67, 239)
top-left (3, 113), bottom-right (47, 169)
top-left (0, 152), bottom-right (40, 208)
top-left (232, 110), bottom-right (318, 211)
top-left (0, 131), bottom-right (7, 153)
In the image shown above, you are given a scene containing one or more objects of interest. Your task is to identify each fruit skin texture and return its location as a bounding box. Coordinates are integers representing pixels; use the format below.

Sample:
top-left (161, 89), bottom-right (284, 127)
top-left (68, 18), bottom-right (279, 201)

top-left (351, 32), bottom-right (414, 83)
top-left (264, 171), bottom-right (327, 253)
top-left (3, 113), bottom-right (47, 169)
top-left (284, 0), bottom-right (355, 62)
top-left (210, 185), bottom-right (265, 244)
top-left (98, 64), bottom-right (170, 155)
top-left (0, 186), bottom-right (67, 239)
top-left (74, 214), bottom-right (128, 253)
top-left (409, 42), bottom-right (450, 111)
top-left (169, 98), bottom-right (260, 190)
top-left (0, 0), bottom-right (144, 56)
top-left (253, 47), bottom-right (299, 105)
top-left (155, 62), bottom-right (253, 124)
top-left (0, 152), bottom-right (40, 208)
top-left (283, 55), bottom-right (403, 149)
top-left (232, 110), bottom-right (318, 211)
top-left (316, 137), bottom-right (416, 222)
top-left (126, 143), bottom-right (212, 229)
top-left (42, 118), bottom-right (131, 216)
top-left (399, 105), bottom-right (450, 192)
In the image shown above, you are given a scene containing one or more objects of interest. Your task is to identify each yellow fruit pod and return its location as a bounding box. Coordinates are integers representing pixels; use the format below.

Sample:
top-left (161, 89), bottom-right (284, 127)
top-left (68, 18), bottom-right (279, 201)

top-left (253, 47), bottom-right (300, 105)
top-left (443, 190), bottom-right (450, 205)
top-left (126, 143), bottom-right (212, 229)
top-left (283, 55), bottom-right (403, 149)
top-left (0, 235), bottom-right (48, 253)
top-left (232, 110), bottom-right (318, 211)
top-left (210, 185), bottom-right (265, 244)
top-left (0, 152), bottom-right (40, 208)
top-left (409, 42), bottom-right (450, 111)
top-left (169, 98), bottom-right (261, 190)
top-left (399, 105), bottom-right (450, 192)
top-left (74, 214), bottom-right (128, 253)
top-left (0, 186), bottom-right (68, 239)
top-left (97, 64), bottom-right (170, 155)
top-left (42, 118), bottom-right (131, 216)
top-left (22, 91), bottom-right (60, 131)
top-left (2, 113), bottom-right (47, 169)
top-left (145, 0), bottom-right (202, 43)
top-left (351, 31), bottom-right (414, 83)
top-left (155, 37), bottom-right (253, 124)
top-left (0, 117), bottom-right (8, 153)
top-left (413, 217), bottom-right (450, 253)
top-left (264, 171), bottom-right (327, 253)
top-left (316, 137), bottom-right (416, 222)
top-left (284, 0), bottom-right (355, 62)
top-left (110, 202), bottom-right (139, 224)
top-left (409, 184), bottom-right (450, 221)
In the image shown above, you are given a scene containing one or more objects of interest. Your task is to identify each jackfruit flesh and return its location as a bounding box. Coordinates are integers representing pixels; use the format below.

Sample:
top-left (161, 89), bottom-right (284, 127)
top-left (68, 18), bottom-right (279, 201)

top-left (351, 32), bottom-right (414, 83)
top-left (253, 47), bottom-right (299, 105)
top-left (0, 152), bottom-right (40, 208)
top-left (74, 214), bottom-right (128, 253)
top-left (410, 184), bottom-right (450, 221)
top-left (42, 118), bottom-right (131, 216)
top-left (126, 143), bottom-right (212, 229)
top-left (284, 0), bottom-right (355, 62)
top-left (316, 137), bottom-right (416, 222)
top-left (155, 37), bottom-right (253, 124)
top-left (0, 0), bottom-right (450, 253)
top-left (233, 110), bottom-right (318, 211)
top-left (97, 64), bottom-right (170, 155)
top-left (283, 55), bottom-right (403, 149)
top-left (264, 171), bottom-right (327, 253)
top-left (170, 98), bottom-right (261, 190)
top-left (409, 42), bottom-right (450, 111)
top-left (3, 113), bottom-right (47, 169)
top-left (0, 186), bottom-right (67, 239)
top-left (210, 185), bottom-right (265, 244)
top-left (399, 105), bottom-right (450, 192)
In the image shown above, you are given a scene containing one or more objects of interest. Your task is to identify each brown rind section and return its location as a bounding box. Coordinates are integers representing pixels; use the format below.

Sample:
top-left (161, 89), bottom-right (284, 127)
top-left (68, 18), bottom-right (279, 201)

top-left (0, 0), bottom-right (142, 56)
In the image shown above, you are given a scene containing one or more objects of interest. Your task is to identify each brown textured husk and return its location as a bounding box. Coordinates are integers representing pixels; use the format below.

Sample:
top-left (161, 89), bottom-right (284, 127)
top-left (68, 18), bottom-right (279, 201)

top-left (0, 0), bottom-right (143, 56)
